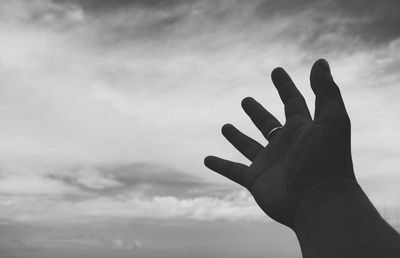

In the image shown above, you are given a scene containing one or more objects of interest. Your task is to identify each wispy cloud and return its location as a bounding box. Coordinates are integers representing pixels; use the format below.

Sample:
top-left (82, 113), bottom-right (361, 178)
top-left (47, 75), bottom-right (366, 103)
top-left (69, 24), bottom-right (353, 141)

top-left (0, 0), bottom-right (399, 222)
top-left (0, 163), bottom-right (263, 224)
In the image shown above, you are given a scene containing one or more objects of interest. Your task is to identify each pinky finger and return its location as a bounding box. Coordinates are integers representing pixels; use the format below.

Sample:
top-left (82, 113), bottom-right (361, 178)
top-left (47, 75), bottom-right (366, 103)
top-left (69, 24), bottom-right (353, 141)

top-left (204, 156), bottom-right (249, 188)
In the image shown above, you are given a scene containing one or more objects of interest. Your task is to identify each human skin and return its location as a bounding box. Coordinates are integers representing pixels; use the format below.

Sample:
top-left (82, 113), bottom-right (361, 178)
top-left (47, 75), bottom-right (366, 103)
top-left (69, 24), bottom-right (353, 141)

top-left (204, 59), bottom-right (400, 258)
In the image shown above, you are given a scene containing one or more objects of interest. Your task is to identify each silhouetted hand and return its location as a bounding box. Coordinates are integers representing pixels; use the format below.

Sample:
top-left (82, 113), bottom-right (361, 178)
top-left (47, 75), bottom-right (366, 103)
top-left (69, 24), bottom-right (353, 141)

top-left (204, 59), bottom-right (355, 228)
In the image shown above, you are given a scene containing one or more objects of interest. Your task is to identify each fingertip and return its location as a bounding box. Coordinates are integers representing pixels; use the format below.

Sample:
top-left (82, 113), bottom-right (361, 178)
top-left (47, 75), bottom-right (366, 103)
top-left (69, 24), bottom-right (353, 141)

top-left (271, 67), bottom-right (285, 80)
top-left (317, 58), bottom-right (330, 73)
top-left (241, 96), bottom-right (254, 108)
top-left (221, 123), bottom-right (233, 135)
top-left (271, 67), bottom-right (293, 89)
top-left (204, 156), bottom-right (213, 167)
top-left (312, 58), bottom-right (331, 74)
top-left (310, 58), bottom-right (334, 94)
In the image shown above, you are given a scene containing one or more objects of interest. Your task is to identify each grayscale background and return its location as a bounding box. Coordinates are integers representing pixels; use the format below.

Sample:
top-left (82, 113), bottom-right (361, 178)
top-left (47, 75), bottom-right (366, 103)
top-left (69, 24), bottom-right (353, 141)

top-left (0, 1), bottom-right (399, 257)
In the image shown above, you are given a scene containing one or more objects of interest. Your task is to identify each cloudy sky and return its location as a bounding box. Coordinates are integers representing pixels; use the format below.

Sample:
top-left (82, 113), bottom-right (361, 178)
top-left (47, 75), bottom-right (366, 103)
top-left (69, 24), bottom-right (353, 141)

top-left (0, 0), bottom-right (400, 257)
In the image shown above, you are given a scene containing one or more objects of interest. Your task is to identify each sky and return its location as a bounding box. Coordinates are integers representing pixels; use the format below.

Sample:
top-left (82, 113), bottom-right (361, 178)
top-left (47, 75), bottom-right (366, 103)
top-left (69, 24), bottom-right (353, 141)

top-left (0, 0), bottom-right (400, 257)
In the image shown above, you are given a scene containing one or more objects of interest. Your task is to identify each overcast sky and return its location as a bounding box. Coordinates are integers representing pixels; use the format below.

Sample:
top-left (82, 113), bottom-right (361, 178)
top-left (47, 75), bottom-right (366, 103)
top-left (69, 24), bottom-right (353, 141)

top-left (0, 0), bottom-right (400, 257)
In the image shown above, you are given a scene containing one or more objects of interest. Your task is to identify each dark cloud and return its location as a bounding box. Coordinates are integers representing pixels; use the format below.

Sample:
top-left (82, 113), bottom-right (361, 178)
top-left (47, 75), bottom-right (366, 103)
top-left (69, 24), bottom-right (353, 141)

top-left (256, 0), bottom-right (400, 47)
top-left (255, 0), bottom-right (316, 17)
top-left (98, 10), bottom-right (188, 46)
top-left (329, 0), bottom-right (400, 45)
top-left (63, 0), bottom-right (400, 53)
top-left (50, 163), bottom-right (236, 199)
top-left (50, 0), bottom-right (400, 47)
top-left (53, 0), bottom-right (193, 12)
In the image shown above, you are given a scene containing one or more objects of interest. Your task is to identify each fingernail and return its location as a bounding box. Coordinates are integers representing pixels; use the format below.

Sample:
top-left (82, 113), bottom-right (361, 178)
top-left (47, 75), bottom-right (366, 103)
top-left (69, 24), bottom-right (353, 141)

top-left (318, 59), bottom-right (330, 73)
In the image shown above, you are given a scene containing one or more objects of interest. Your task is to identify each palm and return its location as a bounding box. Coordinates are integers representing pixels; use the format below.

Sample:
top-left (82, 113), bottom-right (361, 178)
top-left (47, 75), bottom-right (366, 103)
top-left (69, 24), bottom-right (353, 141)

top-left (250, 119), bottom-right (313, 224)
top-left (205, 60), bottom-right (354, 228)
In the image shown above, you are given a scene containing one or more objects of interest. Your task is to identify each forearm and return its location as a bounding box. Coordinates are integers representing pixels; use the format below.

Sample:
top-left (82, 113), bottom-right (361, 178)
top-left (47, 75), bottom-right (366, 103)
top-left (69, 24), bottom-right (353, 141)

top-left (294, 177), bottom-right (400, 258)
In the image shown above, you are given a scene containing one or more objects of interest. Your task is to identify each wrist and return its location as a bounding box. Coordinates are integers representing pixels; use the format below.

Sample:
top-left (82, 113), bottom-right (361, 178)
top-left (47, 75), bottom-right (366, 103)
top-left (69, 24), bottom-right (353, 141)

top-left (293, 176), bottom-right (364, 250)
top-left (293, 176), bottom-right (400, 258)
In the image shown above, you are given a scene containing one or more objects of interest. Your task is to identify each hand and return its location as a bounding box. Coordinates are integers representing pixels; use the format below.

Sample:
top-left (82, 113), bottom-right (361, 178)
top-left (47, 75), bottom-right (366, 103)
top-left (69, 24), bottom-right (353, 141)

top-left (204, 59), bottom-right (355, 228)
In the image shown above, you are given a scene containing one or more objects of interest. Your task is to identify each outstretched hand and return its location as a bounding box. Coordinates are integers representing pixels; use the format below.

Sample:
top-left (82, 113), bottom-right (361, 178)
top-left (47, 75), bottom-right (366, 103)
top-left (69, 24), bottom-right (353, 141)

top-left (204, 59), bottom-right (355, 228)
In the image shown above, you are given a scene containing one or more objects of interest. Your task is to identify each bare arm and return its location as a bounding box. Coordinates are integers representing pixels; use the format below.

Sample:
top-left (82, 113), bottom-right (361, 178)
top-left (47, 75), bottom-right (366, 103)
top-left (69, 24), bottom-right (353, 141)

top-left (294, 177), bottom-right (400, 258)
top-left (204, 59), bottom-right (400, 258)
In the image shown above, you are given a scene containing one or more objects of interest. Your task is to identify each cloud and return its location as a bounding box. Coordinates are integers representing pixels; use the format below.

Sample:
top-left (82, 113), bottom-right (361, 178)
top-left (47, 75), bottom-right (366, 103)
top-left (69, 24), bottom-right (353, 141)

top-left (0, 0), bottom-right (85, 26)
top-left (0, 0), bottom-right (399, 231)
top-left (68, 167), bottom-right (123, 190)
top-left (1, 2), bottom-right (399, 258)
top-left (41, 163), bottom-right (236, 198)
top-left (74, 190), bottom-right (263, 222)
top-left (0, 166), bottom-right (82, 196)
top-left (0, 189), bottom-right (264, 224)
top-left (0, 234), bottom-right (142, 251)
top-left (0, 163), bottom-right (262, 223)
top-left (255, 0), bottom-right (400, 47)
top-left (1, 162), bottom-right (395, 225)
top-left (54, 0), bottom-right (192, 13)
top-left (0, 162), bottom-right (239, 199)
top-left (42, 0), bottom-right (400, 52)
top-left (111, 238), bottom-right (142, 251)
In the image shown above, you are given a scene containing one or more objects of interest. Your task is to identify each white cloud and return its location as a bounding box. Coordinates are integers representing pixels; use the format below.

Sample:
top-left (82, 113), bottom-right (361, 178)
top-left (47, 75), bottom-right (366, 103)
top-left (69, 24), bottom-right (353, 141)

top-left (0, 188), bottom-right (264, 223)
top-left (74, 167), bottom-right (122, 189)
top-left (111, 238), bottom-right (142, 251)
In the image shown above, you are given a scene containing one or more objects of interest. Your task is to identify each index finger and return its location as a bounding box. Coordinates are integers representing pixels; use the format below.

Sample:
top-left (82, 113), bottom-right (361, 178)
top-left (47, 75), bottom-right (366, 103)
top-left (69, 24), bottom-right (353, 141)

top-left (204, 156), bottom-right (250, 188)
